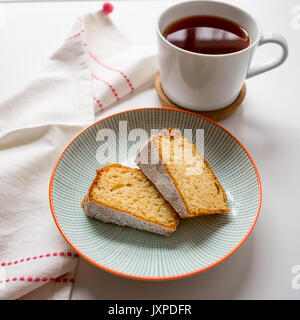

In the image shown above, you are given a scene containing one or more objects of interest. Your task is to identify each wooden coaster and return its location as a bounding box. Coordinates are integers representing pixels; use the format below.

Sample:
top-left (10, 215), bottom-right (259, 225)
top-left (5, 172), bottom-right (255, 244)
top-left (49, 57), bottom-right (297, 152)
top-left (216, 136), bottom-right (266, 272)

top-left (155, 73), bottom-right (246, 122)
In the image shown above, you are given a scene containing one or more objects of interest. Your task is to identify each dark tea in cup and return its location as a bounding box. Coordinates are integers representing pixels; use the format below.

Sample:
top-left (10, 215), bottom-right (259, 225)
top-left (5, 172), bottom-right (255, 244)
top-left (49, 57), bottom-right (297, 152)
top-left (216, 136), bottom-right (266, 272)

top-left (157, 1), bottom-right (288, 110)
top-left (163, 15), bottom-right (250, 55)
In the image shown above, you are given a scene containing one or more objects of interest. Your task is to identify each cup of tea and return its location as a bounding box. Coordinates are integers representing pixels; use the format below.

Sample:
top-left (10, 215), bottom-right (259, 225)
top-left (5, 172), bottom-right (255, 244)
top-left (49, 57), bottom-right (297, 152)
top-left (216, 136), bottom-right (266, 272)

top-left (156, 0), bottom-right (288, 111)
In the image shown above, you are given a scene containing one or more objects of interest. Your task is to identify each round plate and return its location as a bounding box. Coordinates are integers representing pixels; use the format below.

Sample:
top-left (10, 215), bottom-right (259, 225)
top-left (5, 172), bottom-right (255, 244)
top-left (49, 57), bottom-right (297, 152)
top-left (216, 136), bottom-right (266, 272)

top-left (49, 108), bottom-right (261, 280)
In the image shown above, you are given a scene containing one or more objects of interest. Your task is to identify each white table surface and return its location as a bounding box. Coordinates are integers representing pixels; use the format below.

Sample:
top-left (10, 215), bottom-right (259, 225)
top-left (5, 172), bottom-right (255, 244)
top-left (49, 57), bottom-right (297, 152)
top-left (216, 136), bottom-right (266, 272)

top-left (1, 0), bottom-right (300, 299)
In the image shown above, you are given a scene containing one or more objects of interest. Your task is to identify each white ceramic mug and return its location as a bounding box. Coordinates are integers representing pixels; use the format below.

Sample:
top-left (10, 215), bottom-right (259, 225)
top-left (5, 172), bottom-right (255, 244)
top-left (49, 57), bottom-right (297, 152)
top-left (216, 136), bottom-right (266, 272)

top-left (156, 1), bottom-right (288, 111)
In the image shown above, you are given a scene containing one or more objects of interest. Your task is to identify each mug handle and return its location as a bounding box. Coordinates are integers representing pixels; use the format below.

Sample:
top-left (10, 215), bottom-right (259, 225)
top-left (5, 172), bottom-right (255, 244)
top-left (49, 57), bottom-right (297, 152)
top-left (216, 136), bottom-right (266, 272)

top-left (246, 32), bottom-right (288, 79)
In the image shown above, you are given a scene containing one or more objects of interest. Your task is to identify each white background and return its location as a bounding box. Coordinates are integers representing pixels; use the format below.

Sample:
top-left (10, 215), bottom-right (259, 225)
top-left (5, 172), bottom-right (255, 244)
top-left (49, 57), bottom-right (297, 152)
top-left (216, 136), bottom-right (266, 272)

top-left (0, 0), bottom-right (300, 299)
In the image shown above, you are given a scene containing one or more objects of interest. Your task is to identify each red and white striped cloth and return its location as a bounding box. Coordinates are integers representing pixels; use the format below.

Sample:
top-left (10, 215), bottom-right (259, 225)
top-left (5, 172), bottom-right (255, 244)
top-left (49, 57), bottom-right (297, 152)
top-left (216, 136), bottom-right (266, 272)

top-left (0, 10), bottom-right (157, 300)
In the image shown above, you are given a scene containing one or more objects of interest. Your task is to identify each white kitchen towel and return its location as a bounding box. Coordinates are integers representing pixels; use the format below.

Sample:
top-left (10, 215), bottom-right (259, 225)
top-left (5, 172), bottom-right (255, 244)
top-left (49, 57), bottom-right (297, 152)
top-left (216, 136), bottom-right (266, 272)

top-left (0, 10), bottom-right (158, 300)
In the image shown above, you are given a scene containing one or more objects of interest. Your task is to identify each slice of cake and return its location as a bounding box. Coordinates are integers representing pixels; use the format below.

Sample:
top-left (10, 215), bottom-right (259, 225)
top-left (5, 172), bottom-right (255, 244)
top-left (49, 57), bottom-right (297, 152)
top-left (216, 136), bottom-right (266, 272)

top-left (82, 164), bottom-right (179, 236)
top-left (135, 129), bottom-right (230, 218)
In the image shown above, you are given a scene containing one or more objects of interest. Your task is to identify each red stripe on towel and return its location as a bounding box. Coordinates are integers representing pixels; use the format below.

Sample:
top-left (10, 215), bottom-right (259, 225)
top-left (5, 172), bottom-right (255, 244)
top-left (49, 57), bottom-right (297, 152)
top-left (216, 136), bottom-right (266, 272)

top-left (76, 17), bottom-right (135, 94)
top-left (0, 277), bottom-right (75, 284)
top-left (92, 73), bottom-right (120, 102)
top-left (88, 51), bottom-right (135, 94)
top-left (93, 96), bottom-right (103, 111)
top-left (0, 252), bottom-right (79, 267)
